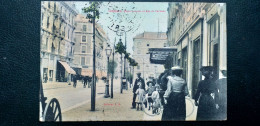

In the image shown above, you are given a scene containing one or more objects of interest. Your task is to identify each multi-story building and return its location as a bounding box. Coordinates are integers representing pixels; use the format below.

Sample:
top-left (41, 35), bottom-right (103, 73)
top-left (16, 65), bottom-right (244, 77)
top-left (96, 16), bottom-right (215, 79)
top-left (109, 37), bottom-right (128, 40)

top-left (132, 32), bottom-right (167, 81)
top-left (40, 1), bottom-right (78, 83)
top-left (73, 14), bottom-right (109, 79)
top-left (167, 3), bottom-right (227, 97)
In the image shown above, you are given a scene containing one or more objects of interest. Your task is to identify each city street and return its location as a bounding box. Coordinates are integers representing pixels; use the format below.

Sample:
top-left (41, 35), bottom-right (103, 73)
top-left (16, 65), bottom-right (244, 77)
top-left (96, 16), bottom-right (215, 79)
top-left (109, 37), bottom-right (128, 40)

top-left (43, 79), bottom-right (197, 121)
top-left (42, 79), bottom-right (121, 113)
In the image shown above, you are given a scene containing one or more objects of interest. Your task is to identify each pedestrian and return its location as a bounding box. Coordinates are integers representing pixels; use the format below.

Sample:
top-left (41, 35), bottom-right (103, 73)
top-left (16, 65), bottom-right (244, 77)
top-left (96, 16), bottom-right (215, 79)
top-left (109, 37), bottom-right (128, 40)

top-left (135, 84), bottom-right (146, 111)
top-left (162, 66), bottom-right (189, 121)
top-left (131, 73), bottom-right (145, 109)
top-left (158, 70), bottom-right (171, 106)
top-left (88, 77), bottom-right (92, 88)
top-left (194, 66), bottom-right (219, 121)
top-left (151, 85), bottom-right (161, 114)
top-left (146, 81), bottom-right (155, 110)
top-left (83, 76), bottom-right (88, 88)
top-left (73, 75), bottom-right (77, 88)
top-left (215, 70), bottom-right (227, 120)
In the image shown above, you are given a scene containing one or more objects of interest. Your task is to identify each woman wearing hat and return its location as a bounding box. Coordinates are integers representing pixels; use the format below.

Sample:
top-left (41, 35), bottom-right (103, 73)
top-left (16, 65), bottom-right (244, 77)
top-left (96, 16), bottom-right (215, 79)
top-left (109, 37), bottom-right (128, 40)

top-left (194, 66), bottom-right (219, 120)
top-left (162, 66), bottom-right (189, 121)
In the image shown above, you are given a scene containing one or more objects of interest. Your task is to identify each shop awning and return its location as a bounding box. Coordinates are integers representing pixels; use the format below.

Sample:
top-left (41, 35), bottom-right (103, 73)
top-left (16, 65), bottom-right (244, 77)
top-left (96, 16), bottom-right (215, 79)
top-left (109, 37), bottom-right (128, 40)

top-left (58, 61), bottom-right (76, 74)
top-left (102, 71), bottom-right (107, 77)
top-left (81, 68), bottom-right (92, 76)
top-left (96, 70), bottom-right (102, 79)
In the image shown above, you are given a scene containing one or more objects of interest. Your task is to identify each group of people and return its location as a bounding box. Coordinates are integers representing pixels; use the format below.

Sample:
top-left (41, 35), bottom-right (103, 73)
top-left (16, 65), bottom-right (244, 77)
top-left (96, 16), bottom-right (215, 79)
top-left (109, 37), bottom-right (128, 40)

top-left (131, 73), bottom-right (162, 113)
top-left (131, 65), bottom-right (227, 121)
top-left (72, 75), bottom-right (92, 88)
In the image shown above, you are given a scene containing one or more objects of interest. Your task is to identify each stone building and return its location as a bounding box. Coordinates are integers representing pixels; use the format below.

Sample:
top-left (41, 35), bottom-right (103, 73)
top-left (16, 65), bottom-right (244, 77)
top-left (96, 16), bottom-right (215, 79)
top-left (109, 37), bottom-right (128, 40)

top-left (132, 32), bottom-right (167, 81)
top-left (73, 14), bottom-right (109, 79)
top-left (167, 3), bottom-right (227, 97)
top-left (40, 1), bottom-right (78, 83)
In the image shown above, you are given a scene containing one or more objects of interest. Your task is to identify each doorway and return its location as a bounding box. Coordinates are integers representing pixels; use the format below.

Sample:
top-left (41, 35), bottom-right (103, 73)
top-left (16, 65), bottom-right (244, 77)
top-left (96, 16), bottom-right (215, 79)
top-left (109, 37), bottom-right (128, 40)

top-left (192, 39), bottom-right (201, 98)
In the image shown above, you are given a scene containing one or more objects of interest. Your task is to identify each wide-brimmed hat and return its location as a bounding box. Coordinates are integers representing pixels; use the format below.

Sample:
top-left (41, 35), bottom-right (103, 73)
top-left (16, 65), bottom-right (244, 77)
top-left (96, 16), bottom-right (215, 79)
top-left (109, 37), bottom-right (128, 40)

top-left (171, 66), bottom-right (183, 71)
top-left (200, 66), bottom-right (214, 71)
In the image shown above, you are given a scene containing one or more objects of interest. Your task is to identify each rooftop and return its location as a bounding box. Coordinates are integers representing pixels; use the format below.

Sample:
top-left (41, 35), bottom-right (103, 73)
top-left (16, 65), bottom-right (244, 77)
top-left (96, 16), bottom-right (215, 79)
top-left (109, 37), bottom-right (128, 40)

top-left (133, 32), bottom-right (167, 40)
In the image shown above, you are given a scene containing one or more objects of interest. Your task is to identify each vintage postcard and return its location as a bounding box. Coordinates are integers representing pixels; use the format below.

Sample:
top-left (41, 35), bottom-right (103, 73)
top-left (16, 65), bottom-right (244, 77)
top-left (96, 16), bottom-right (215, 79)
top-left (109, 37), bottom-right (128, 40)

top-left (39, 1), bottom-right (227, 121)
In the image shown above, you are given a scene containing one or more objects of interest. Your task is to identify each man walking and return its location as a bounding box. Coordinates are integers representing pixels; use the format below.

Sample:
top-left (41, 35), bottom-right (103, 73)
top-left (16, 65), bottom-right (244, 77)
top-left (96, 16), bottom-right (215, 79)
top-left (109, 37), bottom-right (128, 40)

top-left (83, 76), bottom-right (88, 88)
top-left (131, 73), bottom-right (145, 109)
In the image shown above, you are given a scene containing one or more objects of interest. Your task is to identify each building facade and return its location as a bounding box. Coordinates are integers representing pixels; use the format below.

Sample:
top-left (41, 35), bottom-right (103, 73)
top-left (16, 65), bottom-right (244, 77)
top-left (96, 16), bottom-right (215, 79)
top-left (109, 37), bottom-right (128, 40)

top-left (167, 3), bottom-right (227, 97)
top-left (73, 14), bottom-right (109, 79)
top-left (132, 32), bottom-right (168, 81)
top-left (40, 1), bottom-right (78, 83)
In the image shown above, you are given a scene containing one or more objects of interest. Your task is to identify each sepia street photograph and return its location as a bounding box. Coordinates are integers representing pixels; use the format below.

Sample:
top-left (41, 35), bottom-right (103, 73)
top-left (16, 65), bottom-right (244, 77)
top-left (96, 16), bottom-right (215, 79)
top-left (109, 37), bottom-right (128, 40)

top-left (39, 1), bottom-right (227, 121)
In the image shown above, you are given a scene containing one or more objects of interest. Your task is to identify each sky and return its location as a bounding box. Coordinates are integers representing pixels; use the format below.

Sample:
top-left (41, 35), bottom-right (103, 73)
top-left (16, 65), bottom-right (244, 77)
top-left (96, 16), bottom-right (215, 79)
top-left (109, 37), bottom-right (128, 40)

top-left (74, 2), bottom-right (168, 54)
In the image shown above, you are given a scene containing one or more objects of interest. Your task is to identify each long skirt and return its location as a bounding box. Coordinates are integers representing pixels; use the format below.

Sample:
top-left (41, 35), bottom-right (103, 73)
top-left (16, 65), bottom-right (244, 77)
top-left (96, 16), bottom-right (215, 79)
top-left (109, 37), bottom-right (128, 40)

top-left (196, 94), bottom-right (218, 120)
top-left (162, 92), bottom-right (186, 121)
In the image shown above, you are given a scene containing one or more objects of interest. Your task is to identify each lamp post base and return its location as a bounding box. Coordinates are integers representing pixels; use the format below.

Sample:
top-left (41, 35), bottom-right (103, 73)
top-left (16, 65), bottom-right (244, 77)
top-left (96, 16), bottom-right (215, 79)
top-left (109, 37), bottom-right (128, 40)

top-left (104, 84), bottom-right (110, 98)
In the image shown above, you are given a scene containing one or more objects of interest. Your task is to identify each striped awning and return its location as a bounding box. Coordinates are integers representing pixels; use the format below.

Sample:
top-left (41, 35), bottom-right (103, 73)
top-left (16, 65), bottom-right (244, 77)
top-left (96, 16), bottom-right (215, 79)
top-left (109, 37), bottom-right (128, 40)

top-left (102, 71), bottom-right (107, 77)
top-left (96, 70), bottom-right (102, 79)
top-left (81, 68), bottom-right (92, 76)
top-left (58, 61), bottom-right (76, 74)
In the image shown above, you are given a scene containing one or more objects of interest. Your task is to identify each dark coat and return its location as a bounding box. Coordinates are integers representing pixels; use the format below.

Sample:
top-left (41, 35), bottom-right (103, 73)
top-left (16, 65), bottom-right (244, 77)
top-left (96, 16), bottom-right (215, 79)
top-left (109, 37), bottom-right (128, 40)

top-left (194, 78), bottom-right (219, 121)
top-left (133, 77), bottom-right (145, 93)
top-left (215, 78), bottom-right (227, 120)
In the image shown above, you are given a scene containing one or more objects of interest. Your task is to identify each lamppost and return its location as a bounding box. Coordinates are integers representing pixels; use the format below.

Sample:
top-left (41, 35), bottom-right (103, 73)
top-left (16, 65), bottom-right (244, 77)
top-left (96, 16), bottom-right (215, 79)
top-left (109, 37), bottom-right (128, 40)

top-left (104, 45), bottom-right (112, 98)
top-left (111, 37), bottom-right (116, 98)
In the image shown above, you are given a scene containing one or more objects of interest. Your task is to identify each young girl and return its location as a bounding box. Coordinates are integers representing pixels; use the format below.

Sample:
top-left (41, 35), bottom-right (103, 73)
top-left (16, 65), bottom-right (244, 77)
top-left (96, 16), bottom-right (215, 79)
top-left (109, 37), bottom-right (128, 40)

top-left (146, 83), bottom-right (155, 110)
top-left (135, 84), bottom-right (146, 111)
top-left (152, 85), bottom-right (162, 114)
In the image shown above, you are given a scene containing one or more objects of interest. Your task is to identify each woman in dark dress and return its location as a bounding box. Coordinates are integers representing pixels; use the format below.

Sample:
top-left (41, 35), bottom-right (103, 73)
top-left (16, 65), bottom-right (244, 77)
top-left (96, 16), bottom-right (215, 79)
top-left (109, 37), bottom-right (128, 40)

top-left (194, 66), bottom-right (219, 120)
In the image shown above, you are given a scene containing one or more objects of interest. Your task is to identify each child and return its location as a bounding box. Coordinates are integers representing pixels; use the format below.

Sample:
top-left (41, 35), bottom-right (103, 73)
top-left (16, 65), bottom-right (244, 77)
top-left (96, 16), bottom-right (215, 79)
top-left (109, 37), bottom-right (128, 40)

top-left (151, 85), bottom-right (162, 114)
top-left (135, 84), bottom-right (146, 111)
top-left (146, 83), bottom-right (155, 110)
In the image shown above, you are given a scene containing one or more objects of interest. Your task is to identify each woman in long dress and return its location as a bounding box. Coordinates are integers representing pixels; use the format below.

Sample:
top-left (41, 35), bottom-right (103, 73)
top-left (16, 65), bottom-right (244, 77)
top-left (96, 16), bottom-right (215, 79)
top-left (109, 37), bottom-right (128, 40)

top-left (194, 66), bottom-right (219, 120)
top-left (162, 66), bottom-right (189, 121)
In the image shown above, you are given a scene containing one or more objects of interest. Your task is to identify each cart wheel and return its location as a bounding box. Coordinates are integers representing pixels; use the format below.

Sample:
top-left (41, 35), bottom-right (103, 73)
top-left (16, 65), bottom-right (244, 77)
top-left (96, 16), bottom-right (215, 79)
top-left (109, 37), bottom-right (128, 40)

top-left (43, 98), bottom-right (62, 121)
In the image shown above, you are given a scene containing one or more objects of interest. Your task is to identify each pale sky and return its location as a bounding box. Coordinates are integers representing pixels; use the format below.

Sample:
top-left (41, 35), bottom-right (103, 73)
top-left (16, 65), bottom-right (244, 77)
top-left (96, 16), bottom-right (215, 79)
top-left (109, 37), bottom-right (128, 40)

top-left (74, 2), bottom-right (168, 54)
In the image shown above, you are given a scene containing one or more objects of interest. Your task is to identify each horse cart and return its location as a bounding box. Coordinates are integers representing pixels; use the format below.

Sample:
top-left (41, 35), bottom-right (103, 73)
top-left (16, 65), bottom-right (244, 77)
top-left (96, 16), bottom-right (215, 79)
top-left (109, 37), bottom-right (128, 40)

top-left (39, 79), bottom-right (62, 121)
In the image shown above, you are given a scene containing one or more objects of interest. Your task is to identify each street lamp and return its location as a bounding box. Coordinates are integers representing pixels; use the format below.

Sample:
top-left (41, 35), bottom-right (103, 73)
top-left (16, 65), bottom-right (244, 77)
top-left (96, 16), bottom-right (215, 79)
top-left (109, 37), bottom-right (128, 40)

top-left (104, 45), bottom-right (112, 98)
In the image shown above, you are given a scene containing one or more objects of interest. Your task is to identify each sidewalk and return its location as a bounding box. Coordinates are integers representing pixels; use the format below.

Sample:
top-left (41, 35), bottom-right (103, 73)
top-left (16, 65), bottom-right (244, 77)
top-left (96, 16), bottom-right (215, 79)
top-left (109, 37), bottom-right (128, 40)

top-left (42, 79), bottom-right (107, 90)
top-left (62, 89), bottom-right (145, 121)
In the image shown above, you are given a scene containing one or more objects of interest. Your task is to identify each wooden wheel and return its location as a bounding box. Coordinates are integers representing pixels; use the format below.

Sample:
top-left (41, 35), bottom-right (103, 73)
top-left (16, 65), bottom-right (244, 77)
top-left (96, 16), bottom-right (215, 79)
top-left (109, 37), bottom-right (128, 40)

top-left (43, 98), bottom-right (62, 121)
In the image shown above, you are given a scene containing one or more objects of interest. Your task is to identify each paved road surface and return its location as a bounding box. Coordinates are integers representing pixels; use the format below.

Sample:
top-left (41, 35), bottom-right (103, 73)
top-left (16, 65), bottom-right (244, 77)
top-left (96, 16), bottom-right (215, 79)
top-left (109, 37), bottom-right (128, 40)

top-left (42, 79), bottom-right (122, 113)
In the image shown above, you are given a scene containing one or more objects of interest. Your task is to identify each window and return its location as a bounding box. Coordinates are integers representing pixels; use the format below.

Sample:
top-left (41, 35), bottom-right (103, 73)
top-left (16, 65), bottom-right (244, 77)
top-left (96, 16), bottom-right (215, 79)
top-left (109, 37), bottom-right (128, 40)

top-left (41, 13), bottom-right (44, 26)
top-left (68, 29), bottom-right (69, 39)
top-left (83, 25), bottom-right (86, 31)
top-left (82, 36), bottom-right (86, 42)
top-left (164, 43), bottom-right (167, 47)
top-left (137, 65), bottom-right (140, 70)
top-left (49, 70), bottom-right (53, 78)
top-left (47, 17), bottom-right (50, 28)
top-left (82, 46), bottom-right (86, 53)
top-left (69, 14), bottom-right (71, 23)
top-left (54, 2), bottom-right (56, 12)
top-left (48, 1), bottom-right (50, 8)
top-left (45, 38), bottom-right (48, 50)
top-left (81, 57), bottom-right (86, 66)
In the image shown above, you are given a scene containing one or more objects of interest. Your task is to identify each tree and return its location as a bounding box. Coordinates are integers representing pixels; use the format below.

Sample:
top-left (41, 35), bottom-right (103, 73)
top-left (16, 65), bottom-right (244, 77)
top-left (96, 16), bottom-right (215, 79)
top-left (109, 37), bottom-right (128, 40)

top-left (108, 60), bottom-right (117, 75)
top-left (115, 41), bottom-right (126, 54)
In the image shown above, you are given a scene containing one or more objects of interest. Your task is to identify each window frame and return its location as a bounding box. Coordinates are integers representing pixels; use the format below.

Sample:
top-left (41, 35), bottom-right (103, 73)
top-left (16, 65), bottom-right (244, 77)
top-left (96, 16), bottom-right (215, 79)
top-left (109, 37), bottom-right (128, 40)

top-left (81, 45), bottom-right (87, 53)
top-left (82, 35), bottom-right (86, 42)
